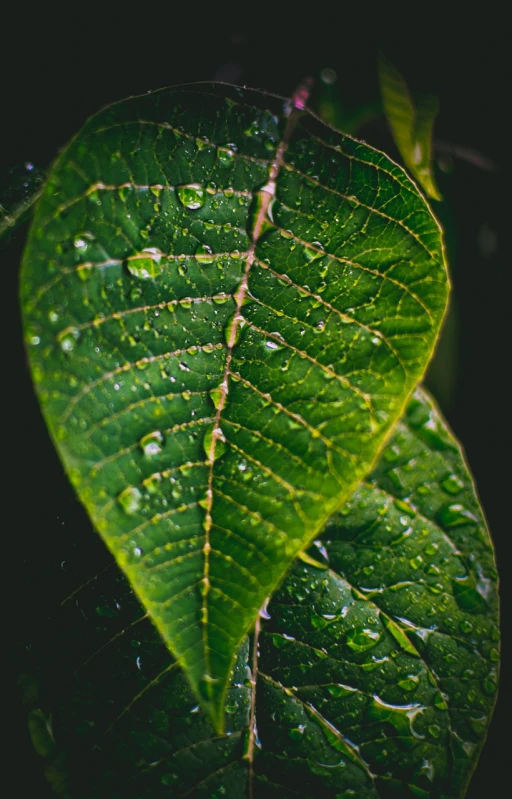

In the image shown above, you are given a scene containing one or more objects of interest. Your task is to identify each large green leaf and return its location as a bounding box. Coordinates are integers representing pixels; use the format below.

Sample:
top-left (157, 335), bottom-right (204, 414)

top-left (379, 55), bottom-right (442, 201)
top-left (20, 389), bottom-right (498, 797)
top-left (21, 83), bottom-right (448, 727)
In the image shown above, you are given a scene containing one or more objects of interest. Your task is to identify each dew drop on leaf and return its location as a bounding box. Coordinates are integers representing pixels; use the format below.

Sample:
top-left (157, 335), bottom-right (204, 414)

top-left (195, 243), bottom-right (215, 263)
top-left (177, 183), bottom-right (206, 210)
top-left (346, 627), bottom-right (382, 651)
top-left (117, 486), bottom-right (142, 515)
top-left (57, 327), bottom-right (81, 353)
top-left (217, 146), bottom-right (236, 167)
top-left (398, 675), bottom-right (420, 692)
top-left (126, 249), bottom-right (163, 279)
top-left (440, 474), bottom-right (464, 495)
top-left (73, 236), bottom-right (88, 251)
top-left (139, 430), bottom-right (164, 456)
top-left (438, 504), bottom-right (478, 528)
top-left (143, 472), bottom-right (162, 494)
top-left (203, 425), bottom-right (227, 461)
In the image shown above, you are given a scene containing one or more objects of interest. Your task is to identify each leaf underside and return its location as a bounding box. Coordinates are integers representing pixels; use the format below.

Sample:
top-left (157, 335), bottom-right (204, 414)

top-left (20, 389), bottom-right (499, 798)
top-left (21, 83), bottom-right (448, 727)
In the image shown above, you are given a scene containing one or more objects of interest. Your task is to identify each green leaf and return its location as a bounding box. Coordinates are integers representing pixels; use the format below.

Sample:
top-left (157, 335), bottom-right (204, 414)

top-left (20, 388), bottom-right (498, 797)
top-left (379, 55), bottom-right (442, 201)
top-left (20, 83), bottom-right (448, 728)
top-left (0, 161), bottom-right (46, 246)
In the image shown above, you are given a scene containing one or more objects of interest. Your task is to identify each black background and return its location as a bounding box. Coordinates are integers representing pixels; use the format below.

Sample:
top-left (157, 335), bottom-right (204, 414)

top-left (3, 8), bottom-right (507, 797)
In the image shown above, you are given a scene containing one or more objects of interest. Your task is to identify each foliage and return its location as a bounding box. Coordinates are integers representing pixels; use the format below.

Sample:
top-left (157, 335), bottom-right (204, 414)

top-left (16, 82), bottom-right (498, 797)
top-left (379, 55), bottom-right (442, 201)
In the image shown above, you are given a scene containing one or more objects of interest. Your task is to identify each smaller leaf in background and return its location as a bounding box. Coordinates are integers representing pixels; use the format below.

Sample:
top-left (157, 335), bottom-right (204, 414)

top-left (0, 161), bottom-right (46, 246)
top-left (379, 54), bottom-right (442, 201)
top-left (19, 388), bottom-right (498, 797)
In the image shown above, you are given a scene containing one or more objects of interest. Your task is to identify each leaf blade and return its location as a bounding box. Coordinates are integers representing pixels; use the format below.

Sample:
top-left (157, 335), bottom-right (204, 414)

top-left (0, 161), bottom-right (45, 246)
top-left (21, 84), bottom-right (448, 727)
top-left (379, 54), bottom-right (442, 201)
top-left (19, 388), bottom-right (498, 797)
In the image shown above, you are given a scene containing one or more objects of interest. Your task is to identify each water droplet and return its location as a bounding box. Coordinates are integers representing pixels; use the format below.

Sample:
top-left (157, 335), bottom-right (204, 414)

top-left (74, 236), bottom-right (88, 251)
top-left (195, 243), bottom-right (214, 263)
top-left (57, 327), bottom-right (81, 353)
top-left (303, 241), bottom-right (324, 262)
top-left (310, 611), bottom-right (328, 630)
top-left (246, 181), bottom-right (275, 239)
top-left (212, 293), bottom-right (230, 304)
top-left (209, 385), bottom-right (224, 409)
top-left (415, 412), bottom-right (458, 452)
top-left (259, 599), bottom-right (271, 620)
top-left (224, 312), bottom-right (246, 346)
top-left (139, 430), bottom-right (164, 456)
top-left (452, 575), bottom-right (487, 613)
top-left (203, 425), bottom-right (227, 461)
top-left (398, 675), bottom-right (420, 692)
top-left (433, 691), bottom-right (448, 711)
top-left (346, 627), bottom-right (382, 651)
top-left (438, 503), bottom-right (478, 528)
top-left (177, 183), bottom-right (206, 210)
top-left (217, 146), bottom-right (236, 167)
top-left (272, 633), bottom-right (295, 649)
top-left (410, 555), bottom-right (423, 570)
top-left (126, 248), bottom-right (163, 279)
top-left (459, 619), bottom-right (473, 634)
top-left (199, 673), bottom-right (219, 700)
top-left (441, 474), bottom-right (464, 495)
top-left (366, 696), bottom-right (425, 739)
top-left (467, 688), bottom-right (477, 703)
top-left (384, 445), bottom-right (401, 462)
top-left (143, 472), bottom-right (162, 494)
top-left (326, 683), bottom-right (356, 698)
top-left (382, 617), bottom-right (419, 656)
top-left (130, 285), bottom-right (143, 302)
top-left (265, 339), bottom-right (279, 350)
top-left (289, 724), bottom-right (306, 740)
top-left (482, 676), bottom-right (497, 695)
top-left (117, 486), bottom-right (142, 515)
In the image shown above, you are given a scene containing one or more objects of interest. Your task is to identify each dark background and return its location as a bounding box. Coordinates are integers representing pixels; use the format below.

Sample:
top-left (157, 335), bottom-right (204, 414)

top-left (3, 9), bottom-right (507, 797)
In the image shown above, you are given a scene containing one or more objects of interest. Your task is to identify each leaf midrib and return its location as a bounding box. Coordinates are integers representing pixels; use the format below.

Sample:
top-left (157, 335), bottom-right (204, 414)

top-left (200, 94), bottom-right (311, 697)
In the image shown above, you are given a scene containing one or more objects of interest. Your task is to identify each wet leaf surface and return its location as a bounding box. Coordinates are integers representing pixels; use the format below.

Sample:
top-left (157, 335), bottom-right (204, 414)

top-left (18, 389), bottom-right (498, 797)
top-left (379, 55), bottom-right (442, 201)
top-left (21, 83), bottom-right (448, 725)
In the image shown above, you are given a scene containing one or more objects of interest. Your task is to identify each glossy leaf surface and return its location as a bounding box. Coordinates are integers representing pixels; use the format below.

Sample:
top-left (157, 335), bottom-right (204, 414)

top-left (21, 83), bottom-right (448, 726)
top-left (379, 55), bottom-right (442, 201)
top-left (20, 389), bottom-right (498, 797)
